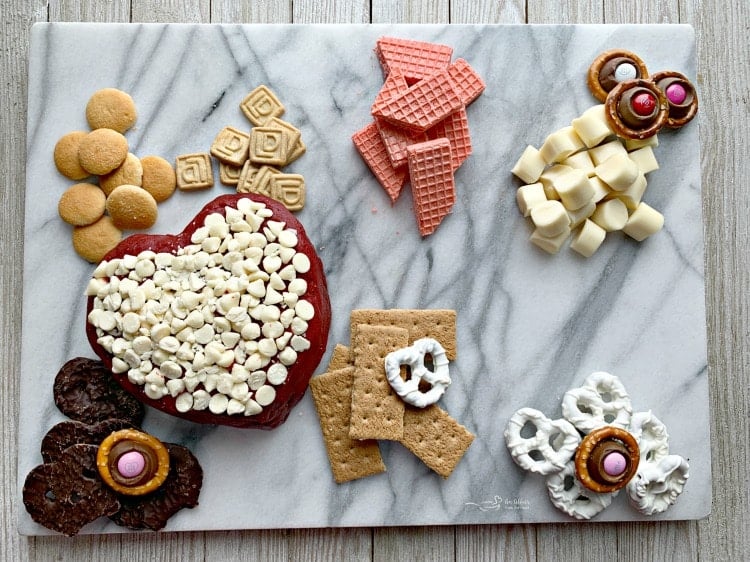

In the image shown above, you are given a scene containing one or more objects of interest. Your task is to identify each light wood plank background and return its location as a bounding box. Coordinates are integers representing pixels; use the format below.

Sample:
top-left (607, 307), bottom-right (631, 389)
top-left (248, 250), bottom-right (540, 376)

top-left (1, 0), bottom-right (747, 560)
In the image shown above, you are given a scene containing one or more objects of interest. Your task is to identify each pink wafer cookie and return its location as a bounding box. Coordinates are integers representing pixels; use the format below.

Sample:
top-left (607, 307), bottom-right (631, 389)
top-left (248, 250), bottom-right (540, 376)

top-left (371, 68), bottom-right (409, 115)
top-left (377, 119), bottom-right (427, 168)
top-left (352, 122), bottom-right (407, 203)
top-left (376, 36), bottom-right (453, 85)
top-left (407, 138), bottom-right (456, 236)
top-left (373, 69), bottom-right (463, 133)
top-left (427, 108), bottom-right (472, 171)
top-left (448, 58), bottom-right (486, 105)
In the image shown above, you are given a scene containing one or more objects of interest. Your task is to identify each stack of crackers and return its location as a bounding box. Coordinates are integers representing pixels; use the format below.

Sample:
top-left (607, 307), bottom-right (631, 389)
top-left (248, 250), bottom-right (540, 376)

top-left (352, 37), bottom-right (486, 236)
top-left (310, 309), bottom-right (474, 483)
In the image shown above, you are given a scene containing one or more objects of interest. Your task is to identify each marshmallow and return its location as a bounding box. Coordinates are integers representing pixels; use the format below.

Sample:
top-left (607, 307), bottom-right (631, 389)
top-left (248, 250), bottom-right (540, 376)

top-left (628, 146), bottom-right (660, 174)
top-left (622, 202), bottom-right (664, 241)
top-left (511, 145), bottom-right (546, 184)
top-left (595, 153), bottom-right (640, 191)
top-left (591, 198), bottom-right (629, 232)
top-left (571, 104), bottom-right (614, 148)
top-left (555, 169), bottom-right (595, 210)
top-left (540, 126), bottom-right (585, 164)
top-left (530, 200), bottom-right (570, 237)
top-left (516, 183), bottom-right (547, 217)
top-left (570, 219), bottom-right (606, 257)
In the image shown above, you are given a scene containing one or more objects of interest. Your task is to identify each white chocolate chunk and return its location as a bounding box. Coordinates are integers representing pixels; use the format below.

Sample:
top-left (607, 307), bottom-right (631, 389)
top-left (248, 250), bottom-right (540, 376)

top-left (591, 198), bottom-right (629, 232)
top-left (571, 104), bottom-right (614, 148)
top-left (555, 169), bottom-right (595, 210)
top-left (623, 203), bottom-right (665, 241)
top-left (588, 139), bottom-right (628, 166)
top-left (595, 153), bottom-right (640, 191)
top-left (625, 134), bottom-right (659, 151)
top-left (540, 126), bottom-right (585, 164)
top-left (539, 164), bottom-right (572, 200)
top-left (562, 150), bottom-right (595, 176)
top-left (567, 199), bottom-right (596, 229)
top-left (614, 172), bottom-right (648, 210)
top-left (589, 176), bottom-right (612, 203)
top-left (570, 219), bottom-right (607, 257)
top-left (530, 200), bottom-right (571, 237)
top-left (530, 225), bottom-right (571, 254)
top-left (516, 183), bottom-right (547, 217)
top-left (511, 145), bottom-right (546, 184)
top-left (628, 146), bottom-right (660, 174)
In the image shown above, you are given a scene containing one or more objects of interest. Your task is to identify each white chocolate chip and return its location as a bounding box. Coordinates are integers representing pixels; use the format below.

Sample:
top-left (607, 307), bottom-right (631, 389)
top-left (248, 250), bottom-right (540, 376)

top-left (292, 253), bottom-right (311, 273)
top-left (244, 399), bottom-right (262, 416)
top-left (176, 392), bottom-right (194, 412)
top-left (255, 385), bottom-right (276, 406)
top-left (294, 300), bottom-right (315, 321)
top-left (209, 393), bottom-right (229, 414)
top-left (266, 363), bottom-right (288, 385)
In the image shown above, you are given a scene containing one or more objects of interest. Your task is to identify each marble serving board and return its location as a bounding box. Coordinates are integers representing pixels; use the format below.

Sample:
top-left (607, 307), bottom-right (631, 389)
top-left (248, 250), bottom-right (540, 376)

top-left (19, 23), bottom-right (709, 534)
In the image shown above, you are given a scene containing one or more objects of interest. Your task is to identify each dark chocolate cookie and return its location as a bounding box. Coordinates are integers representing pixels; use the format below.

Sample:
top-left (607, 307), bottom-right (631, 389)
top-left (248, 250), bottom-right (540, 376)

top-left (23, 444), bottom-right (120, 536)
top-left (109, 443), bottom-right (203, 531)
top-left (53, 357), bottom-right (145, 426)
top-left (41, 419), bottom-right (137, 463)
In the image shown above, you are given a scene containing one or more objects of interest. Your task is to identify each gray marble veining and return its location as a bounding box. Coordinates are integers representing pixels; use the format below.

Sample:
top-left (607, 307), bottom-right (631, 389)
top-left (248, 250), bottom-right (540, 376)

top-left (19, 23), bottom-right (708, 534)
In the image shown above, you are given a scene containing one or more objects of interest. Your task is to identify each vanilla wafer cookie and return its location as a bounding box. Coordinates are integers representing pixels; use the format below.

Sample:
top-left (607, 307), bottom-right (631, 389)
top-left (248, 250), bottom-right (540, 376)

top-left (54, 131), bottom-right (90, 180)
top-left (407, 138), bottom-right (456, 236)
top-left (352, 122), bottom-right (407, 203)
top-left (376, 36), bottom-right (453, 84)
top-left (349, 324), bottom-right (409, 441)
top-left (373, 70), bottom-right (463, 133)
top-left (310, 367), bottom-right (386, 483)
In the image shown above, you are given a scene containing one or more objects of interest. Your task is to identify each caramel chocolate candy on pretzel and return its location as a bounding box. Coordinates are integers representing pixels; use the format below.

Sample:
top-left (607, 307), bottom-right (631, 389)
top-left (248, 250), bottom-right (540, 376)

top-left (97, 429), bottom-right (170, 496)
top-left (574, 426), bottom-right (640, 493)
top-left (605, 79), bottom-right (668, 140)
top-left (650, 70), bottom-right (699, 128)
top-left (587, 49), bottom-right (649, 103)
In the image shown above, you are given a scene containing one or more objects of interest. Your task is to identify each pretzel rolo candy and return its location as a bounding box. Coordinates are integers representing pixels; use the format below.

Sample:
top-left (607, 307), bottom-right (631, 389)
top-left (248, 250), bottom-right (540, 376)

top-left (574, 425), bottom-right (640, 493)
top-left (587, 49), bottom-right (649, 103)
top-left (650, 70), bottom-right (699, 128)
top-left (605, 78), bottom-right (668, 140)
top-left (97, 429), bottom-right (171, 496)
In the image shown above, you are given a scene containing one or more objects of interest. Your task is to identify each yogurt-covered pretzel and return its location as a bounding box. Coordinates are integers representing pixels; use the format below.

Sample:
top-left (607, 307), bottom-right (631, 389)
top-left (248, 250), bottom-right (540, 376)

top-left (504, 408), bottom-right (580, 475)
top-left (384, 338), bottom-right (451, 408)
top-left (561, 371), bottom-right (632, 433)
top-left (627, 454), bottom-right (689, 515)
top-left (628, 411), bottom-right (670, 463)
top-left (547, 460), bottom-right (615, 520)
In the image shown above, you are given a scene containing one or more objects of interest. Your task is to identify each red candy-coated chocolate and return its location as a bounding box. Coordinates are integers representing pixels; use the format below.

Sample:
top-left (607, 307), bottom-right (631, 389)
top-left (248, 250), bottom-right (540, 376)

top-left (86, 193), bottom-right (331, 429)
top-left (631, 92), bottom-right (656, 116)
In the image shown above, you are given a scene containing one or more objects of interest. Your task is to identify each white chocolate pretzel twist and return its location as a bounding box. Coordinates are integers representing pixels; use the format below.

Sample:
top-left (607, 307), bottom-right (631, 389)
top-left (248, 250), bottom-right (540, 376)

top-left (561, 371), bottom-right (632, 433)
top-left (504, 408), bottom-right (580, 475)
top-left (384, 338), bottom-right (451, 408)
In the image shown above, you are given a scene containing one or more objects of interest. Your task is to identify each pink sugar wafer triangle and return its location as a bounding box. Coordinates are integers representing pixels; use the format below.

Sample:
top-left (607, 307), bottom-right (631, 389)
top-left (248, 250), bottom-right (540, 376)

top-left (376, 37), bottom-right (453, 84)
top-left (352, 122), bottom-right (406, 203)
top-left (407, 138), bottom-right (456, 236)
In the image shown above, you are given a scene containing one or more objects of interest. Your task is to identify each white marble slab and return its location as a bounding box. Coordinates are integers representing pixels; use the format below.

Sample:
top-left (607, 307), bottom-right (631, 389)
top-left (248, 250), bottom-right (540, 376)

top-left (19, 23), bottom-right (709, 534)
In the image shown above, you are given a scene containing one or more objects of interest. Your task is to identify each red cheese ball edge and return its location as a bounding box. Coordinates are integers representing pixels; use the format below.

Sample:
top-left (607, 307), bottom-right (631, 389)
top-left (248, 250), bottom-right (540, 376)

top-left (86, 193), bottom-right (331, 429)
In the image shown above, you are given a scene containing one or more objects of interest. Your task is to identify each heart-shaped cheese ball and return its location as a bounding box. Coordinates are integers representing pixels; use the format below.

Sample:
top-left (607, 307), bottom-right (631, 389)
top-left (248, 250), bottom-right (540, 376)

top-left (85, 193), bottom-right (331, 429)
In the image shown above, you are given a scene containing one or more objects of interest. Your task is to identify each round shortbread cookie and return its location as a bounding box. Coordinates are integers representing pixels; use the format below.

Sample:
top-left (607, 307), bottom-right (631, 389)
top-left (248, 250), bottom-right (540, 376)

top-left (100, 152), bottom-right (143, 196)
top-left (72, 216), bottom-right (122, 263)
top-left (53, 131), bottom-right (90, 180)
top-left (106, 184), bottom-right (158, 230)
top-left (85, 88), bottom-right (137, 133)
top-left (58, 183), bottom-right (107, 226)
top-left (78, 128), bottom-right (129, 175)
top-left (140, 155), bottom-right (177, 202)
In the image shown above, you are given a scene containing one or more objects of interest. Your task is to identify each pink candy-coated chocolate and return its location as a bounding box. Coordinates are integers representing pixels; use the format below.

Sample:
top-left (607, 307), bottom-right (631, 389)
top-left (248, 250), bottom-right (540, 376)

top-left (666, 83), bottom-right (687, 104)
top-left (117, 451), bottom-right (146, 478)
top-left (631, 92), bottom-right (656, 116)
top-left (602, 451), bottom-right (628, 476)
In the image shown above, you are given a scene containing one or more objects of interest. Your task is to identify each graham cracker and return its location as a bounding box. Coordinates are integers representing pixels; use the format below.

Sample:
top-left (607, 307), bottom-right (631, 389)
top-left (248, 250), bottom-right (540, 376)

top-left (349, 309), bottom-right (457, 360)
top-left (328, 344), bottom-right (352, 371)
top-left (400, 404), bottom-right (474, 478)
top-left (309, 367), bottom-right (386, 483)
top-left (349, 324), bottom-right (409, 441)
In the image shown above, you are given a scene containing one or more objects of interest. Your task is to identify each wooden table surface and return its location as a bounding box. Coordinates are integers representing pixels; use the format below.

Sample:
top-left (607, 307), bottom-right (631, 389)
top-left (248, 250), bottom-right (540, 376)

top-left (2, 1), bottom-right (747, 560)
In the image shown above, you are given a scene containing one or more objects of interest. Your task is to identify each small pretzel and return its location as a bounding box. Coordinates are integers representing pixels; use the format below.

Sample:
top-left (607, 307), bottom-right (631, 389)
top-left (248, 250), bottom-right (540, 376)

top-left (627, 455), bottom-right (689, 515)
top-left (561, 371), bottom-right (632, 433)
top-left (504, 408), bottom-right (580, 475)
top-left (384, 338), bottom-right (451, 408)
top-left (628, 411), bottom-right (670, 463)
top-left (547, 461), bottom-right (614, 520)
